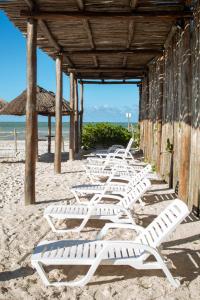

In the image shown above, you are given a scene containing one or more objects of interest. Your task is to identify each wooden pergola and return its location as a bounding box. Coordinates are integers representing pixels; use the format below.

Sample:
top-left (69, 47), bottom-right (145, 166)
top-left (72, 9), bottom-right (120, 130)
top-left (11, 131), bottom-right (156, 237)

top-left (1, 1), bottom-right (199, 213)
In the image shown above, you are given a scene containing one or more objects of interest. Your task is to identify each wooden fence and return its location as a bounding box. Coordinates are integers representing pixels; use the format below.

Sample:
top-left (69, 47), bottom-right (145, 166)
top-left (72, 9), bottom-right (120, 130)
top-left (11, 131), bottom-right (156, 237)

top-left (139, 8), bottom-right (200, 213)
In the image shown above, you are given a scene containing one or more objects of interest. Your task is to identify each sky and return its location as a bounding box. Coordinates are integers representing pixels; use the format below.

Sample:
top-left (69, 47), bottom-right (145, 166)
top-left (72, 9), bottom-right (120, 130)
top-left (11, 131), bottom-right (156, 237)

top-left (0, 10), bottom-right (139, 123)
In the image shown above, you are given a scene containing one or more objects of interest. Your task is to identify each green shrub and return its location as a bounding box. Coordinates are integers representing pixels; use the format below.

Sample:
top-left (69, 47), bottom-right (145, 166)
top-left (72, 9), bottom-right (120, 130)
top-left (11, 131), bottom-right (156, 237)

top-left (82, 123), bottom-right (132, 150)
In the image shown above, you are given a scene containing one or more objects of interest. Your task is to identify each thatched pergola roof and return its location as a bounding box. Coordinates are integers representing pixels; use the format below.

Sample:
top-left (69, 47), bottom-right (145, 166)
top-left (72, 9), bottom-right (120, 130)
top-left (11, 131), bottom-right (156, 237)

top-left (0, 99), bottom-right (6, 110)
top-left (0, 1), bottom-right (193, 80)
top-left (0, 86), bottom-right (71, 116)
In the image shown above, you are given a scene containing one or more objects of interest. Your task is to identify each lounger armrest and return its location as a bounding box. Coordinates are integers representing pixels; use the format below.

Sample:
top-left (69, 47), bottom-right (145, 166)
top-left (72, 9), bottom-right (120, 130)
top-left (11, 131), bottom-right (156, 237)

top-left (96, 223), bottom-right (145, 240)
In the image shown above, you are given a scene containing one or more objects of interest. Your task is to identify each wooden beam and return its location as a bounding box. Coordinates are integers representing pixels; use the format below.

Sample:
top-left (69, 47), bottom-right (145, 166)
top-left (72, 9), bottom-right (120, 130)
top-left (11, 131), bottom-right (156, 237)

top-left (126, 20), bottom-right (135, 48)
top-left (69, 72), bottom-right (75, 160)
top-left (68, 68), bottom-right (145, 73)
top-left (38, 20), bottom-right (60, 51)
top-left (76, 0), bottom-right (84, 10)
top-left (164, 25), bottom-right (178, 49)
top-left (24, 0), bottom-right (35, 10)
top-left (130, 0), bottom-right (138, 10)
top-left (54, 54), bottom-right (63, 174)
top-left (25, 18), bottom-right (37, 205)
top-left (83, 19), bottom-right (95, 49)
top-left (79, 80), bottom-right (142, 84)
top-left (21, 10), bottom-right (193, 20)
top-left (63, 49), bottom-right (163, 55)
top-left (123, 56), bottom-right (128, 67)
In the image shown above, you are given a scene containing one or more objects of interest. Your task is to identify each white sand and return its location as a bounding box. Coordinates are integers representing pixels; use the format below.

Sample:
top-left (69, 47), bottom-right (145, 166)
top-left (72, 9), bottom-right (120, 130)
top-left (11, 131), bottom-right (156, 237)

top-left (0, 141), bottom-right (200, 300)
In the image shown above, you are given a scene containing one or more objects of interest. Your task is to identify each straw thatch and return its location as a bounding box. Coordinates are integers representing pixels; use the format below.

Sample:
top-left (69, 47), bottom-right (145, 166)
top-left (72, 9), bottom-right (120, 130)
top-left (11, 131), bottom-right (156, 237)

top-left (0, 99), bottom-right (6, 110)
top-left (0, 86), bottom-right (71, 116)
top-left (0, 0), bottom-right (192, 80)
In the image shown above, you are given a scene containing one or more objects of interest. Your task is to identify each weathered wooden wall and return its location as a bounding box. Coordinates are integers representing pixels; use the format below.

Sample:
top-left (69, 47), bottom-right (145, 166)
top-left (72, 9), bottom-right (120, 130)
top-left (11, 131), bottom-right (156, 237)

top-left (139, 9), bottom-right (200, 212)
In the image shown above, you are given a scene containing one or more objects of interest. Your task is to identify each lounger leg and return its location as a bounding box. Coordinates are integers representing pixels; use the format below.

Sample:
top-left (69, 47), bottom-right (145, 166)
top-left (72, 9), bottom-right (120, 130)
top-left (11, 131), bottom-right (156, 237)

top-left (135, 254), bottom-right (180, 288)
top-left (159, 260), bottom-right (180, 288)
top-left (45, 207), bottom-right (95, 233)
top-left (32, 261), bottom-right (51, 286)
top-left (71, 189), bottom-right (82, 204)
top-left (33, 247), bottom-right (106, 287)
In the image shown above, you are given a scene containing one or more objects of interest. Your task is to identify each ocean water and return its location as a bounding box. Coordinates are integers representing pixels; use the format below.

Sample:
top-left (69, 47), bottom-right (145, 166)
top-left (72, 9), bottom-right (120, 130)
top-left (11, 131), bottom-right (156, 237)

top-left (0, 122), bottom-right (130, 140)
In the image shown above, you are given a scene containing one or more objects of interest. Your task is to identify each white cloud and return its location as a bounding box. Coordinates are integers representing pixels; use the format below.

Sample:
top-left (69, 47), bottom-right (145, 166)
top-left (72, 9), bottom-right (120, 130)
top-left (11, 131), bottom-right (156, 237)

top-left (84, 104), bottom-right (139, 122)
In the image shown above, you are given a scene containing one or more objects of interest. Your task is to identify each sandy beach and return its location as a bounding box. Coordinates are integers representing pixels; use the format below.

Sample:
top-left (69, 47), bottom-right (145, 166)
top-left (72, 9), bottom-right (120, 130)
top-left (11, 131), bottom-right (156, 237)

top-left (0, 141), bottom-right (200, 300)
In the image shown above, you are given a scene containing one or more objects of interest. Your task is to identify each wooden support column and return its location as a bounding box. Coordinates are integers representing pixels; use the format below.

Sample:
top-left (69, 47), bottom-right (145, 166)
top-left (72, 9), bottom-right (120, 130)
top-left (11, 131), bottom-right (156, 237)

top-left (178, 22), bottom-right (192, 202)
top-left (69, 72), bottom-right (75, 160)
top-left (54, 54), bottom-right (63, 174)
top-left (48, 115), bottom-right (51, 153)
top-left (74, 78), bottom-right (79, 154)
top-left (25, 18), bottom-right (37, 205)
top-left (79, 82), bottom-right (84, 147)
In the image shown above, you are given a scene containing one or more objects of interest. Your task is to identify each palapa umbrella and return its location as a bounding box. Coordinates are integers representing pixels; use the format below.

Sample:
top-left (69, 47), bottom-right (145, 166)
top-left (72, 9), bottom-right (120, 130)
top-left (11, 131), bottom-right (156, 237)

top-left (0, 86), bottom-right (71, 153)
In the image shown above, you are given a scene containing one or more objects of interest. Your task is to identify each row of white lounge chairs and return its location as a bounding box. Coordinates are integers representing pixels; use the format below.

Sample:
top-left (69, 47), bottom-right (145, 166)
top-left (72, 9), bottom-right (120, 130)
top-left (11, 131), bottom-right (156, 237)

top-left (31, 139), bottom-right (190, 288)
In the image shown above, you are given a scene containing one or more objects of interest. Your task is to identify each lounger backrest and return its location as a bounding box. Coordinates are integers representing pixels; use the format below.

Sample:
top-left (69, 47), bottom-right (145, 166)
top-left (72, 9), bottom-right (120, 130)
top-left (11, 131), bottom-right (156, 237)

top-left (130, 164), bottom-right (152, 186)
top-left (135, 199), bottom-right (190, 249)
top-left (124, 138), bottom-right (134, 156)
top-left (122, 178), bottom-right (151, 208)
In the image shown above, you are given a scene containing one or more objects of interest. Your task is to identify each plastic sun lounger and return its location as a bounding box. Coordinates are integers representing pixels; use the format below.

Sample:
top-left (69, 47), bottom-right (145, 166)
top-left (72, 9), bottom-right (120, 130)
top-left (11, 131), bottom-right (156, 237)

top-left (85, 163), bottom-right (152, 183)
top-left (44, 178), bottom-right (151, 233)
top-left (71, 164), bottom-right (152, 203)
top-left (86, 138), bottom-right (134, 163)
top-left (32, 199), bottom-right (189, 287)
top-left (94, 138), bottom-right (134, 158)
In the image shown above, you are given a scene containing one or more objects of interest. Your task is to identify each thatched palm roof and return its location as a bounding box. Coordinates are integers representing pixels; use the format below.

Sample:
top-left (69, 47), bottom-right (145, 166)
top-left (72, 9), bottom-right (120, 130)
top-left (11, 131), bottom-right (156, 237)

top-left (0, 86), bottom-right (71, 116)
top-left (0, 99), bottom-right (6, 110)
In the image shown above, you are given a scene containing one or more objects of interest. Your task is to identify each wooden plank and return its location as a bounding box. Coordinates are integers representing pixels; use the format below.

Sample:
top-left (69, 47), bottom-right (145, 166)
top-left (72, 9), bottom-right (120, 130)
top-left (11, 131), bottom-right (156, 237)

top-left (54, 54), bottom-right (63, 174)
top-left (69, 72), bottom-right (75, 160)
top-left (21, 10), bottom-right (193, 20)
top-left (25, 18), bottom-right (37, 205)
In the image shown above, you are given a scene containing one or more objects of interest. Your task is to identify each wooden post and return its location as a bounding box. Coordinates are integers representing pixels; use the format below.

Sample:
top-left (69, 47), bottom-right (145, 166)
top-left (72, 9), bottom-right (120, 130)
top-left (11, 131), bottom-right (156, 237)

top-left (178, 22), bottom-right (192, 202)
top-left (25, 18), bottom-right (37, 205)
top-left (54, 54), bottom-right (63, 174)
top-left (79, 82), bottom-right (84, 147)
top-left (74, 78), bottom-right (79, 154)
top-left (69, 72), bottom-right (75, 160)
top-left (48, 114), bottom-right (51, 153)
top-left (35, 113), bottom-right (38, 160)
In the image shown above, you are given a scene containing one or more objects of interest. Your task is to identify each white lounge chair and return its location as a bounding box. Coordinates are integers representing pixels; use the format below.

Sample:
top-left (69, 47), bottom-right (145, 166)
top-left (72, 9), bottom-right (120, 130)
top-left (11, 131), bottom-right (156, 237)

top-left (44, 178), bottom-right (151, 233)
top-left (71, 164), bottom-right (152, 203)
top-left (94, 138), bottom-right (134, 159)
top-left (90, 144), bottom-right (125, 158)
top-left (87, 138), bottom-right (134, 164)
top-left (85, 163), bottom-right (152, 183)
top-left (32, 199), bottom-right (189, 287)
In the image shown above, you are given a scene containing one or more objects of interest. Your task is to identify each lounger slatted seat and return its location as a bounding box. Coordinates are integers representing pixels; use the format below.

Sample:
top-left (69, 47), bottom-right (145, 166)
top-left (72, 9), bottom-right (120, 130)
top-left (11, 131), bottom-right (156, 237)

top-left (44, 178), bottom-right (151, 233)
top-left (71, 165), bottom-right (152, 203)
top-left (85, 163), bottom-right (153, 183)
top-left (32, 199), bottom-right (189, 287)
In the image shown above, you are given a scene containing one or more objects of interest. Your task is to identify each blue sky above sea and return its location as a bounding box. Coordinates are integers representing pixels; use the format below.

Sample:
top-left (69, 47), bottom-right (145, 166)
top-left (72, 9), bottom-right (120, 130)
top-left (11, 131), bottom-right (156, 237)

top-left (0, 11), bottom-right (139, 123)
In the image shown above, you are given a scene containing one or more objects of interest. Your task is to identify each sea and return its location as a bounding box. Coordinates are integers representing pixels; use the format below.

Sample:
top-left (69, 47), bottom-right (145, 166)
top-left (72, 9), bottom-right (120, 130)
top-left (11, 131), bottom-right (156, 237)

top-left (0, 122), bottom-right (131, 141)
